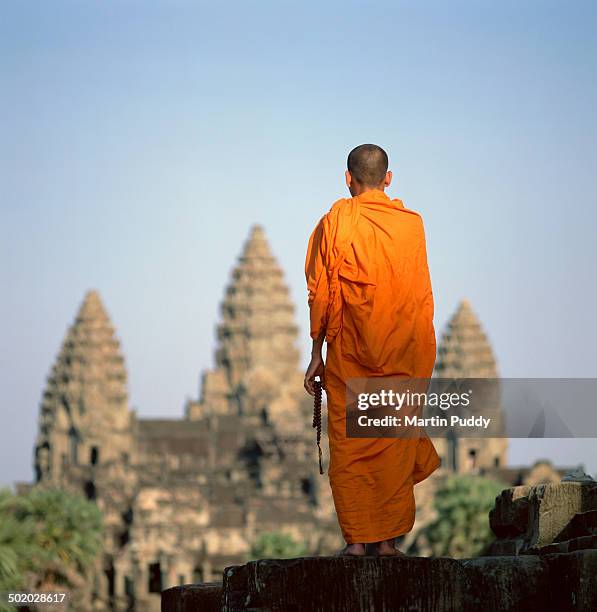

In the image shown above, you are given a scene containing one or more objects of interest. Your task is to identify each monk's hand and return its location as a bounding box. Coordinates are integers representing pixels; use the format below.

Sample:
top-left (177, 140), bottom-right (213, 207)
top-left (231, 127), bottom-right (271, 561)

top-left (304, 353), bottom-right (325, 396)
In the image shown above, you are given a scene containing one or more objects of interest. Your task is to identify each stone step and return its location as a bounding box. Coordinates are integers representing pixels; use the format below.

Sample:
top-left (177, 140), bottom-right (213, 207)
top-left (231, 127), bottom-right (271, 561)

top-left (223, 555), bottom-right (546, 612)
top-left (162, 551), bottom-right (597, 611)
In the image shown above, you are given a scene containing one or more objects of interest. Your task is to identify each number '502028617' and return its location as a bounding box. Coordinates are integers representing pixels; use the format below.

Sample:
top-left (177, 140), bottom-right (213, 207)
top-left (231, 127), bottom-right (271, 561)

top-left (7, 592), bottom-right (67, 604)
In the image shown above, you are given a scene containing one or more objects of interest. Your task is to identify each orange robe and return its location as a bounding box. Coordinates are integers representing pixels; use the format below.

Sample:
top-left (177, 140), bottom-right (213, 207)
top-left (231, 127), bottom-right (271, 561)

top-left (305, 189), bottom-right (440, 544)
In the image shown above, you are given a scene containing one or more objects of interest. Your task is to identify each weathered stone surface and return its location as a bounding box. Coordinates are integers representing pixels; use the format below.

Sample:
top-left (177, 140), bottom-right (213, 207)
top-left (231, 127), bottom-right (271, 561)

top-left (556, 510), bottom-right (597, 542)
top-left (526, 510), bottom-right (597, 555)
top-left (545, 550), bottom-right (597, 611)
top-left (489, 483), bottom-right (597, 554)
top-left (159, 551), bottom-right (596, 611)
top-left (561, 467), bottom-right (596, 483)
top-left (461, 555), bottom-right (549, 610)
top-left (221, 555), bottom-right (552, 612)
top-left (490, 486), bottom-right (532, 538)
top-left (224, 556), bottom-right (467, 612)
top-left (162, 582), bottom-right (222, 612)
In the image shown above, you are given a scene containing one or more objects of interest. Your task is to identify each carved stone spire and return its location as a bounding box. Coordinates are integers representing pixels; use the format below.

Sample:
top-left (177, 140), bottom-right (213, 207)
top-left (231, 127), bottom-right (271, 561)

top-left (432, 300), bottom-right (507, 473)
top-left (35, 290), bottom-right (131, 482)
top-left (188, 225), bottom-right (302, 420)
top-left (215, 224), bottom-right (300, 388)
top-left (434, 299), bottom-right (498, 378)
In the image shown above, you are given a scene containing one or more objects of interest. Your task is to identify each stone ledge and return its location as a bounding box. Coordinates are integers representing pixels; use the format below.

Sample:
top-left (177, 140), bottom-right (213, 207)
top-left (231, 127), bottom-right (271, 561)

top-left (222, 555), bottom-right (551, 612)
top-left (527, 534), bottom-right (597, 556)
top-left (544, 550), bottom-right (597, 611)
top-left (161, 582), bottom-right (222, 612)
top-left (162, 552), bottom-right (597, 611)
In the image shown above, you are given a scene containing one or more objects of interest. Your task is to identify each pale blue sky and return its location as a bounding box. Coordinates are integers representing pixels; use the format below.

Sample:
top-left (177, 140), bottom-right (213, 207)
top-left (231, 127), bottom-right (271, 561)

top-left (1, 1), bottom-right (596, 486)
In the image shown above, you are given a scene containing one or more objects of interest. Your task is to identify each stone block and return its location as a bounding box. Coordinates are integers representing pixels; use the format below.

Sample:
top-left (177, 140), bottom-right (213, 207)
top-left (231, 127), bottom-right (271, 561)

top-left (222, 555), bottom-right (550, 612)
top-left (545, 550), bottom-right (597, 611)
top-left (489, 483), bottom-right (597, 554)
top-left (162, 582), bottom-right (222, 612)
top-left (164, 551), bottom-right (597, 611)
top-left (556, 510), bottom-right (597, 542)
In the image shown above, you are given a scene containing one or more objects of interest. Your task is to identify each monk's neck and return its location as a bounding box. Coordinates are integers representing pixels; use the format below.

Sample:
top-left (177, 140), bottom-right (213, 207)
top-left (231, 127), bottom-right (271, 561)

top-left (350, 186), bottom-right (386, 197)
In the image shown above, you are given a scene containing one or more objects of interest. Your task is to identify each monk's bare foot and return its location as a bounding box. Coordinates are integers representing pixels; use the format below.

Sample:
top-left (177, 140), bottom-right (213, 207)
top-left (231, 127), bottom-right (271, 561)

top-left (376, 539), bottom-right (406, 557)
top-left (377, 547), bottom-right (405, 556)
top-left (334, 543), bottom-right (366, 556)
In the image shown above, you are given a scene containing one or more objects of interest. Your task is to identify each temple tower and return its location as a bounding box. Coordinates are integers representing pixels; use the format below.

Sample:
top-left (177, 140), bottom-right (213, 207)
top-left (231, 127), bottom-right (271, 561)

top-left (434, 299), bottom-right (498, 378)
top-left (187, 225), bottom-right (304, 425)
top-left (34, 290), bottom-right (133, 486)
top-left (216, 224), bottom-right (300, 384)
top-left (432, 299), bottom-right (507, 473)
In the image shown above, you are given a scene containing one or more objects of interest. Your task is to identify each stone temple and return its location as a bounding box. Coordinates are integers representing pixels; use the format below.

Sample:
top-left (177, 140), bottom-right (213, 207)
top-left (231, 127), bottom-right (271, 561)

top-left (431, 298), bottom-right (508, 475)
top-left (429, 299), bottom-right (565, 486)
top-left (404, 299), bottom-right (568, 555)
top-left (29, 226), bottom-right (566, 610)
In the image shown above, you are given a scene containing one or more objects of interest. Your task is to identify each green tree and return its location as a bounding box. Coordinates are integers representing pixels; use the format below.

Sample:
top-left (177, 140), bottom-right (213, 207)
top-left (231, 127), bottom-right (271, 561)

top-left (249, 531), bottom-right (307, 560)
top-left (0, 487), bottom-right (103, 595)
top-left (419, 475), bottom-right (505, 558)
top-left (0, 489), bottom-right (36, 596)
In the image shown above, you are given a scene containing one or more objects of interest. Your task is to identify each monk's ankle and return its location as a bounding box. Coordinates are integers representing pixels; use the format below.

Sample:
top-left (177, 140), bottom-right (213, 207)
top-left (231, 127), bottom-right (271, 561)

top-left (375, 539), bottom-right (396, 552)
top-left (346, 543), bottom-right (365, 554)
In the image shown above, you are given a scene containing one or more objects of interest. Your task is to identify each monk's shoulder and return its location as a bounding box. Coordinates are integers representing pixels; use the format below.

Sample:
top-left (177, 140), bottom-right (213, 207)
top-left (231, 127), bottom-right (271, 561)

top-left (395, 203), bottom-right (427, 239)
top-left (327, 197), bottom-right (352, 216)
top-left (396, 202), bottom-right (424, 219)
top-left (320, 196), bottom-right (354, 229)
top-left (394, 200), bottom-right (421, 218)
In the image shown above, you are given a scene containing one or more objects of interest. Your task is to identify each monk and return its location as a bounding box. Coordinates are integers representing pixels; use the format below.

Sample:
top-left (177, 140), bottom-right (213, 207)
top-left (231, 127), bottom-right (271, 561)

top-left (304, 144), bottom-right (440, 556)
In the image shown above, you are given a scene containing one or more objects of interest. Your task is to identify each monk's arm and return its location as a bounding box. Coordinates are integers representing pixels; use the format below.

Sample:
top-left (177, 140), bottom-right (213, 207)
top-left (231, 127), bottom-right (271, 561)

top-left (304, 215), bottom-right (330, 395)
top-left (311, 329), bottom-right (325, 358)
top-left (305, 217), bottom-right (330, 341)
top-left (304, 330), bottom-right (326, 395)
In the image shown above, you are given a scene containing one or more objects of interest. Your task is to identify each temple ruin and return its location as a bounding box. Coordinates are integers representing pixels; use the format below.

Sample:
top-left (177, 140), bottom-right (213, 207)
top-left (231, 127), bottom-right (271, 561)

top-left (29, 226), bottom-right (566, 610)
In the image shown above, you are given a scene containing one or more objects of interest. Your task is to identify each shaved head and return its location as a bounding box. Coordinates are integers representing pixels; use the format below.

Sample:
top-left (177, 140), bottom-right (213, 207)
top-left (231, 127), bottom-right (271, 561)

top-left (347, 144), bottom-right (389, 187)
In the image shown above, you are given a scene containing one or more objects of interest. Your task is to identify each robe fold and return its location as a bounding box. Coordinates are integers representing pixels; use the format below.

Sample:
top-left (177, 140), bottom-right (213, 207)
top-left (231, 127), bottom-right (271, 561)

top-left (305, 189), bottom-right (440, 544)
